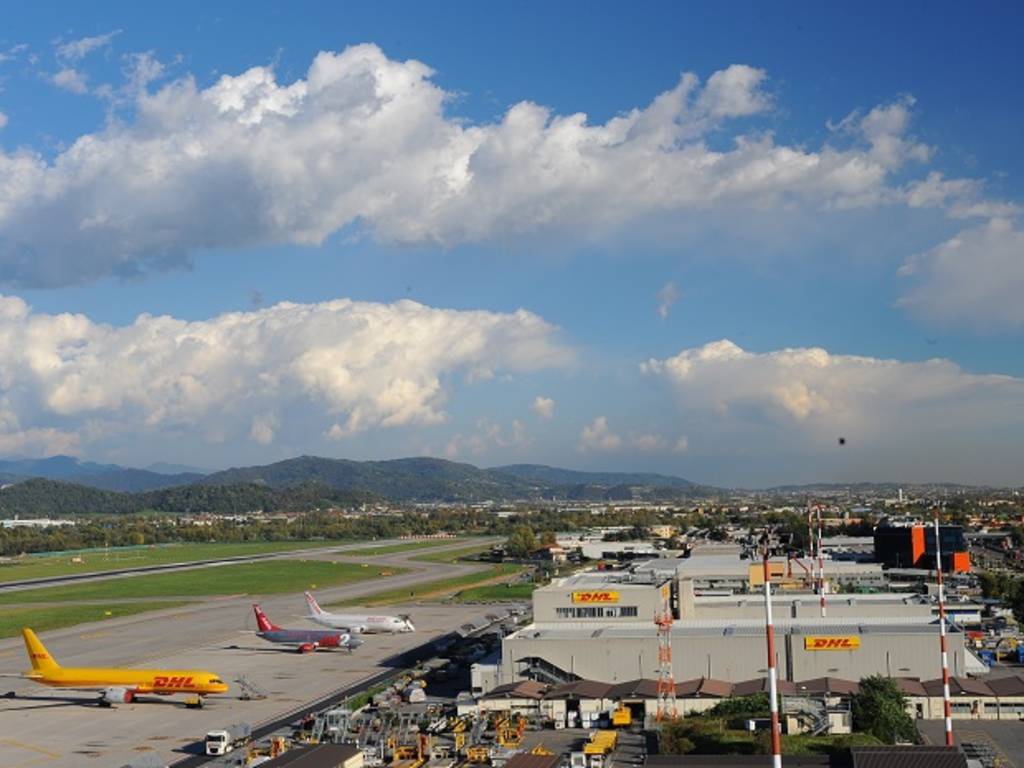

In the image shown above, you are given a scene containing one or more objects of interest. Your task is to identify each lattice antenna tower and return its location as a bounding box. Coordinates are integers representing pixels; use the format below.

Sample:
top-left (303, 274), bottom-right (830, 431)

top-left (655, 609), bottom-right (677, 721)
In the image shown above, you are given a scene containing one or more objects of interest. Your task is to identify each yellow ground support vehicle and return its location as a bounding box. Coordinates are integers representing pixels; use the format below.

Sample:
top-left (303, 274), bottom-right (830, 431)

top-left (583, 730), bottom-right (618, 755)
top-left (611, 705), bottom-right (632, 727)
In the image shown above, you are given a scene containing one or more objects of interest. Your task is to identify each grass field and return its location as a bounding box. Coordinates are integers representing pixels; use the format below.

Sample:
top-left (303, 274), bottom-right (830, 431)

top-left (330, 563), bottom-right (525, 606)
top-left (783, 733), bottom-right (883, 754)
top-left (454, 582), bottom-right (535, 602)
top-left (0, 560), bottom-right (402, 604)
top-left (0, 601), bottom-right (192, 638)
top-left (341, 539), bottom-right (467, 557)
top-left (411, 543), bottom-right (494, 564)
top-left (0, 540), bottom-right (352, 583)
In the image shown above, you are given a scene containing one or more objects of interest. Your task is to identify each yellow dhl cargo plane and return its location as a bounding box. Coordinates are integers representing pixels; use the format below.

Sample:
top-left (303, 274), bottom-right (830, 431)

top-left (20, 627), bottom-right (229, 705)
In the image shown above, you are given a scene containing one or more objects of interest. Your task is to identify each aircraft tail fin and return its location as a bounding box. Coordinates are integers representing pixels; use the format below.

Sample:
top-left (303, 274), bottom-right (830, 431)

top-left (304, 591), bottom-right (324, 616)
top-left (22, 628), bottom-right (60, 675)
top-left (253, 603), bottom-right (280, 632)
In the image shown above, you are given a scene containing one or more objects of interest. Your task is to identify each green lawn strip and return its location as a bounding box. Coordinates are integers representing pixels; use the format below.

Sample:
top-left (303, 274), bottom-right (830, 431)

top-left (453, 582), bottom-right (535, 602)
top-left (782, 733), bottom-right (883, 754)
top-left (0, 560), bottom-right (402, 604)
top-left (330, 564), bottom-right (524, 607)
top-left (340, 539), bottom-right (468, 557)
top-left (0, 600), bottom-right (193, 639)
top-left (0, 540), bottom-right (352, 583)
top-left (411, 543), bottom-right (494, 564)
top-left (666, 722), bottom-right (883, 756)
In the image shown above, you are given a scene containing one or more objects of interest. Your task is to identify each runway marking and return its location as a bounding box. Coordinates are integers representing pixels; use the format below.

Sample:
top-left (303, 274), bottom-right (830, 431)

top-left (0, 738), bottom-right (62, 760)
top-left (78, 631), bottom-right (110, 640)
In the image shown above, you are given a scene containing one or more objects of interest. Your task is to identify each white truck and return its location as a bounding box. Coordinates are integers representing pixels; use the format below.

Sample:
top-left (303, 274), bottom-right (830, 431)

top-left (205, 722), bottom-right (252, 756)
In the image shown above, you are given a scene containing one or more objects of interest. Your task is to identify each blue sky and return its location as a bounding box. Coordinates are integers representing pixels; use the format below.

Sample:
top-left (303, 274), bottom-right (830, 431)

top-left (0, 2), bottom-right (1021, 486)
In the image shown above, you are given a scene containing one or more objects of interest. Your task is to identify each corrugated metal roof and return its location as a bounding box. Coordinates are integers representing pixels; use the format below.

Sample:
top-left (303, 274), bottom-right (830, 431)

top-left (922, 677), bottom-right (993, 697)
top-left (794, 677), bottom-right (861, 696)
top-left (984, 674), bottom-right (1024, 696)
top-left (850, 746), bottom-right (966, 768)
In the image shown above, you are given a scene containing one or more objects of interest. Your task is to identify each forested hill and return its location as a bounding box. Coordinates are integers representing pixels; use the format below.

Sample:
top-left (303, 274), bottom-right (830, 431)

top-left (0, 478), bottom-right (378, 517)
top-left (0, 455), bottom-right (710, 514)
top-left (201, 455), bottom-right (527, 501)
top-left (491, 464), bottom-right (696, 489)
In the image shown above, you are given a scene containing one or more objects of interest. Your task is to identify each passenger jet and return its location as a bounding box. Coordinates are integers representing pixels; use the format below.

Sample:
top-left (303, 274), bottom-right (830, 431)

top-left (19, 627), bottom-right (228, 705)
top-left (304, 591), bottom-right (415, 633)
top-left (253, 604), bottom-right (363, 653)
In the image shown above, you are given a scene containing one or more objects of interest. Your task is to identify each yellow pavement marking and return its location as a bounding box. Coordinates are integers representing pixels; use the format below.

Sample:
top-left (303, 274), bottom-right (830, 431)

top-left (0, 738), bottom-right (62, 761)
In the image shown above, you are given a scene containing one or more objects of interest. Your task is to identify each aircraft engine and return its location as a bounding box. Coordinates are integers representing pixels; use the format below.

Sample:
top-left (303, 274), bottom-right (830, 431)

top-left (298, 642), bottom-right (317, 653)
top-left (100, 687), bottom-right (134, 705)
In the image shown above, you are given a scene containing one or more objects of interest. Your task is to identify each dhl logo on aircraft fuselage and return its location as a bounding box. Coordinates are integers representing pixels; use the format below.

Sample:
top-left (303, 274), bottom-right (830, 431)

top-left (571, 591), bottom-right (620, 604)
top-left (153, 675), bottom-right (195, 688)
top-left (803, 636), bottom-right (860, 651)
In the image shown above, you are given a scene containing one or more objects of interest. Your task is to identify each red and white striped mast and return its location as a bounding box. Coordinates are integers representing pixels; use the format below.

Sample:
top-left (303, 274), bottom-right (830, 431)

top-left (762, 538), bottom-right (783, 768)
top-left (807, 506), bottom-right (817, 590)
top-left (817, 506), bottom-right (827, 618)
top-left (934, 510), bottom-right (954, 747)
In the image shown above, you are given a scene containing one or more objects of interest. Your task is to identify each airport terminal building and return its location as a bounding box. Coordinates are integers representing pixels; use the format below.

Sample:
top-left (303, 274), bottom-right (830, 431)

top-left (481, 550), bottom-right (984, 691)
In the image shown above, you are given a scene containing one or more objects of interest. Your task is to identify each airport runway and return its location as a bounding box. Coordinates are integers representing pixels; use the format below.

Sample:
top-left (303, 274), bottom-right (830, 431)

top-left (0, 537), bottom-right (493, 594)
top-left (0, 539), bottom-right (503, 768)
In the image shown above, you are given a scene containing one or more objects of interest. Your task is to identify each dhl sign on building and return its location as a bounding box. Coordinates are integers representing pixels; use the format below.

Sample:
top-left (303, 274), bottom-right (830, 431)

top-left (572, 591), bottom-right (620, 604)
top-left (804, 636), bottom-right (861, 651)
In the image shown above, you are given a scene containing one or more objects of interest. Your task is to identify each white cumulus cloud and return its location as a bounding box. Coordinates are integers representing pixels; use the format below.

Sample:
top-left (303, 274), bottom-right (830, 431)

top-left (56, 30), bottom-right (121, 62)
top-left (656, 281), bottom-right (681, 319)
top-left (52, 67), bottom-right (89, 94)
top-left (898, 218), bottom-right (1024, 329)
top-left (631, 433), bottom-right (667, 451)
top-left (0, 295), bottom-right (567, 457)
top-left (579, 416), bottom-right (622, 452)
top-left (0, 44), bottom-right (987, 288)
top-left (531, 395), bottom-right (555, 419)
top-left (643, 339), bottom-right (1024, 483)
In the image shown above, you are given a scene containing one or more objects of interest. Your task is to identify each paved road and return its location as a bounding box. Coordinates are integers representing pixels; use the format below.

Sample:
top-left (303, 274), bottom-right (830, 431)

top-left (918, 719), bottom-right (1022, 767)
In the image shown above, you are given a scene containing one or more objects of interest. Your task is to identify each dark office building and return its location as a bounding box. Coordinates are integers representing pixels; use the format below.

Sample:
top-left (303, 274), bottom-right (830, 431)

top-left (874, 522), bottom-right (970, 573)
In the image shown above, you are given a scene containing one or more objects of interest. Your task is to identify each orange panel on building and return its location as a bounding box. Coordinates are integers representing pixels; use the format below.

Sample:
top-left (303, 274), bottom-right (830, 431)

top-left (952, 551), bottom-right (971, 573)
top-left (910, 525), bottom-right (926, 566)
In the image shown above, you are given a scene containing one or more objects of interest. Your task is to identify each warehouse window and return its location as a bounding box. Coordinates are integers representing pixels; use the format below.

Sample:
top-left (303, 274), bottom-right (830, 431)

top-left (620, 606), bottom-right (638, 617)
top-left (556, 608), bottom-right (574, 619)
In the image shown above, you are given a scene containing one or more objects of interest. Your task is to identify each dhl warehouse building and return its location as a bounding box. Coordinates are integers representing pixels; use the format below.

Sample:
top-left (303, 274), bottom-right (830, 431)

top-left (483, 561), bottom-right (984, 691)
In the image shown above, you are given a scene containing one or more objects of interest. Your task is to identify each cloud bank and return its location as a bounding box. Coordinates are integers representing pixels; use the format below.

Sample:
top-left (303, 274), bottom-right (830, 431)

top-left (642, 340), bottom-right (1024, 481)
top-left (0, 295), bottom-right (567, 456)
top-left (898, 218), bottom-right (1024, 329)
top-left (0, 44), bottom-right (999, 287)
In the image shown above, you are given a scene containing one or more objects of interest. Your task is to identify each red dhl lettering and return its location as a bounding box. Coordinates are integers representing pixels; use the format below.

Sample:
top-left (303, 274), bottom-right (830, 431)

top-left (571, 590), bottom-right (620, 604)
top-left (804, 636), bottom-right (860, 651)
top-left (153, 675), bottom-right (195, 689)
